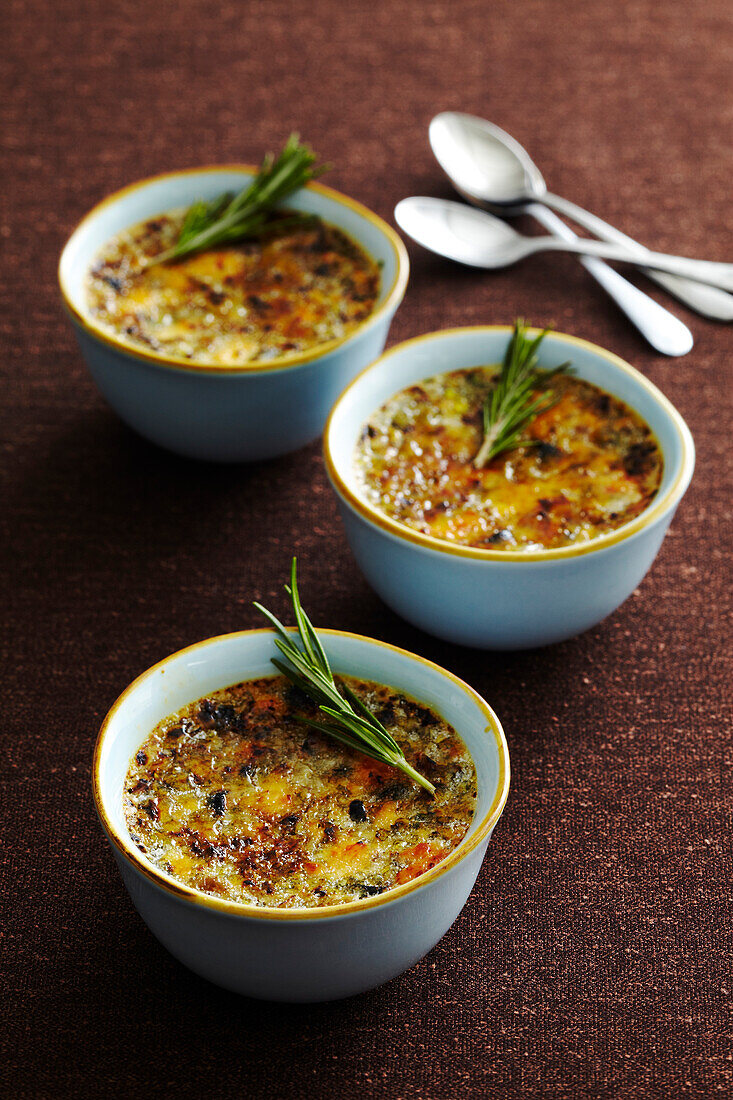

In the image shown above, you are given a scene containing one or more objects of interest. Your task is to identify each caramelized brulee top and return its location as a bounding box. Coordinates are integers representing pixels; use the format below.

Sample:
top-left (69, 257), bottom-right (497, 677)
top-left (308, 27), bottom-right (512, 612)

top-left (124, 674), bottom-right (476, 909)
top-left (354, 368), bottom-right (663, 551)
top-left (86, 213), bottom-right (380, 366)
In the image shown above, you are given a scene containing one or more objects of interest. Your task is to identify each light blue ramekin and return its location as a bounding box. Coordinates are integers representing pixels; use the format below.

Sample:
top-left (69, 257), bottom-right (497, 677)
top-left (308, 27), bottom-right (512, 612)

top-left (324, 326), bottom-right (695, 649)
top-left (93, 629), bottom-right (509, 1001)
top-left (59, 169), bottom-right (408, 461)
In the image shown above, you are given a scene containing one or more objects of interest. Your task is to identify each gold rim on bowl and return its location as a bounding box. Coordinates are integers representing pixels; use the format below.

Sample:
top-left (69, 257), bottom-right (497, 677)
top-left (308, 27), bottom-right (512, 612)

top-left (59, 167), bottom-right (410, 376)
top-left (93, 628), bottom-right (510, 921)
top-left (324, 326), bottom-right (695, 563)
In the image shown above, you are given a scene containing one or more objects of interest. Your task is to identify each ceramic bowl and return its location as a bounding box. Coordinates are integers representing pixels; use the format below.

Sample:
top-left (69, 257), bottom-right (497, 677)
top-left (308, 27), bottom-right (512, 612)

top-left (324, 326), bottom-right (695, 649)
top-left (59, 169), bottom-right (408, 462)
top-left (93, 629), bottom-right (510, 1002)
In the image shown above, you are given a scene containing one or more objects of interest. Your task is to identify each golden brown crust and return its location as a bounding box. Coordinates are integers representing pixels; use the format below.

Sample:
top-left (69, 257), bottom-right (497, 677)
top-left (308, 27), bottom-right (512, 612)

top-left (354, 369), bottom-right (663, 550)
top-left (85, 212), bottom-right (380, 365)
top-left (123, 675), bottom-right (476, 908)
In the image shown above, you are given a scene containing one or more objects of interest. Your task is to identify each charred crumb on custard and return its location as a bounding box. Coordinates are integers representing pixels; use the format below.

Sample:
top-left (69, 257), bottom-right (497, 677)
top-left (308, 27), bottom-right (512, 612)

top-left (86, 212), bottom-right (380, 365)
top-left (123, 674), bottom-right (475, 908)
top-left (355, 368), bottom-right (663, 550)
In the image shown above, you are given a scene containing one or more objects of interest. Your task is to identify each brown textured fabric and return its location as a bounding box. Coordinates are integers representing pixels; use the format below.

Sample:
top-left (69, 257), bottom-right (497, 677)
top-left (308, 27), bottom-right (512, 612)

top-left (3, 1), bottom-right (732, 1097)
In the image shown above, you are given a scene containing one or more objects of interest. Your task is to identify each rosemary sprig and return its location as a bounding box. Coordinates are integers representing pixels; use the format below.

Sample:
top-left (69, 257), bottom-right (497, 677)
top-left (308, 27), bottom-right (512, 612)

top-left (254, 559), bottom-right (435, 796)
top-left (152, 133), bottom-right (328, 264)
top-left (473, 320), bottom-right (571, 468)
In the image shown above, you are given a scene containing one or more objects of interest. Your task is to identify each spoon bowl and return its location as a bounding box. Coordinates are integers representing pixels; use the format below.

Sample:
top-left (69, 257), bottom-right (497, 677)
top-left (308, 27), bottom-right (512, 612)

top-left (394, 196), bottom-right (528, 268)
top-left (429, 112), bottom-right (545, 207)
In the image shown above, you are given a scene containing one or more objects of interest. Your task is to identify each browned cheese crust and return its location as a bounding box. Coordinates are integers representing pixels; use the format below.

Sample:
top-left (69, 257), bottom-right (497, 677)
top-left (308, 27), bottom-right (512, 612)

top-left (354, 369), bottom-right (663, 550)
top-left (86, 212), bottom-right (380, 365)
top-left (123, 675), bottom-right (476, 908)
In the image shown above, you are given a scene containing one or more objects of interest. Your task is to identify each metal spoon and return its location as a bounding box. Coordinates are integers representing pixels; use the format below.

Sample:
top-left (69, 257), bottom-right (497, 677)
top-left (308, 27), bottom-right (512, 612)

top-left (424, 118), bottom-right (694, 354)
top-left (395, 197), bottom-right (733, 292)
top-left (430, 112), bottom-right (733, 321)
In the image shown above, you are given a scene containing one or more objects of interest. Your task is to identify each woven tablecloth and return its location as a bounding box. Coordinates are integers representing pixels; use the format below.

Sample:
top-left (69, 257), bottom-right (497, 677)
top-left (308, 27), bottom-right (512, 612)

top-left (3, 1), bottom-right (731, 1096)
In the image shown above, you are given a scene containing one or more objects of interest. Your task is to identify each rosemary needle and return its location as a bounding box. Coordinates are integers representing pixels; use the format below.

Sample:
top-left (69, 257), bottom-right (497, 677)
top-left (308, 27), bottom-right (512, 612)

top-left (254, 559), bottom-right (436, 796)
top-left (152, 134), bottom-right (328, 264)
top-left (474, 319), bottom-right (571, 468)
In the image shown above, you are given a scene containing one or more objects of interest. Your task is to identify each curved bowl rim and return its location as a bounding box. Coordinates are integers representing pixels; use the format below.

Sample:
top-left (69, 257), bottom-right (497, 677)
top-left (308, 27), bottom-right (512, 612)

top-left (58, 166), bottom-right (410, 376)
top-left (93, 627), bottom-right (510, 922)
top-left (323, 325), bottom-right (695, 563)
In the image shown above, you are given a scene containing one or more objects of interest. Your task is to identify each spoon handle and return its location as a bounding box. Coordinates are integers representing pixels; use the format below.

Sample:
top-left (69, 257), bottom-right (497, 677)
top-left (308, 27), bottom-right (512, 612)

top-left (528, 205), bottom-right (692, 356)
top-left (544, 192), bottom-right (733, 321)
top-left (535, 236), bottom-right (733, 292)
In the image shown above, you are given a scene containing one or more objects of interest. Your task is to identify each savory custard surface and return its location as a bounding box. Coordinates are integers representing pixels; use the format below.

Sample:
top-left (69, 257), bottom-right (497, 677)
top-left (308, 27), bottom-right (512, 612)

top-left (86, 212), bottom-right (380, 365)
top-left (355, 368), bottom-right (663, 550)
top-left (124, 675), bottom-right (476, 908)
